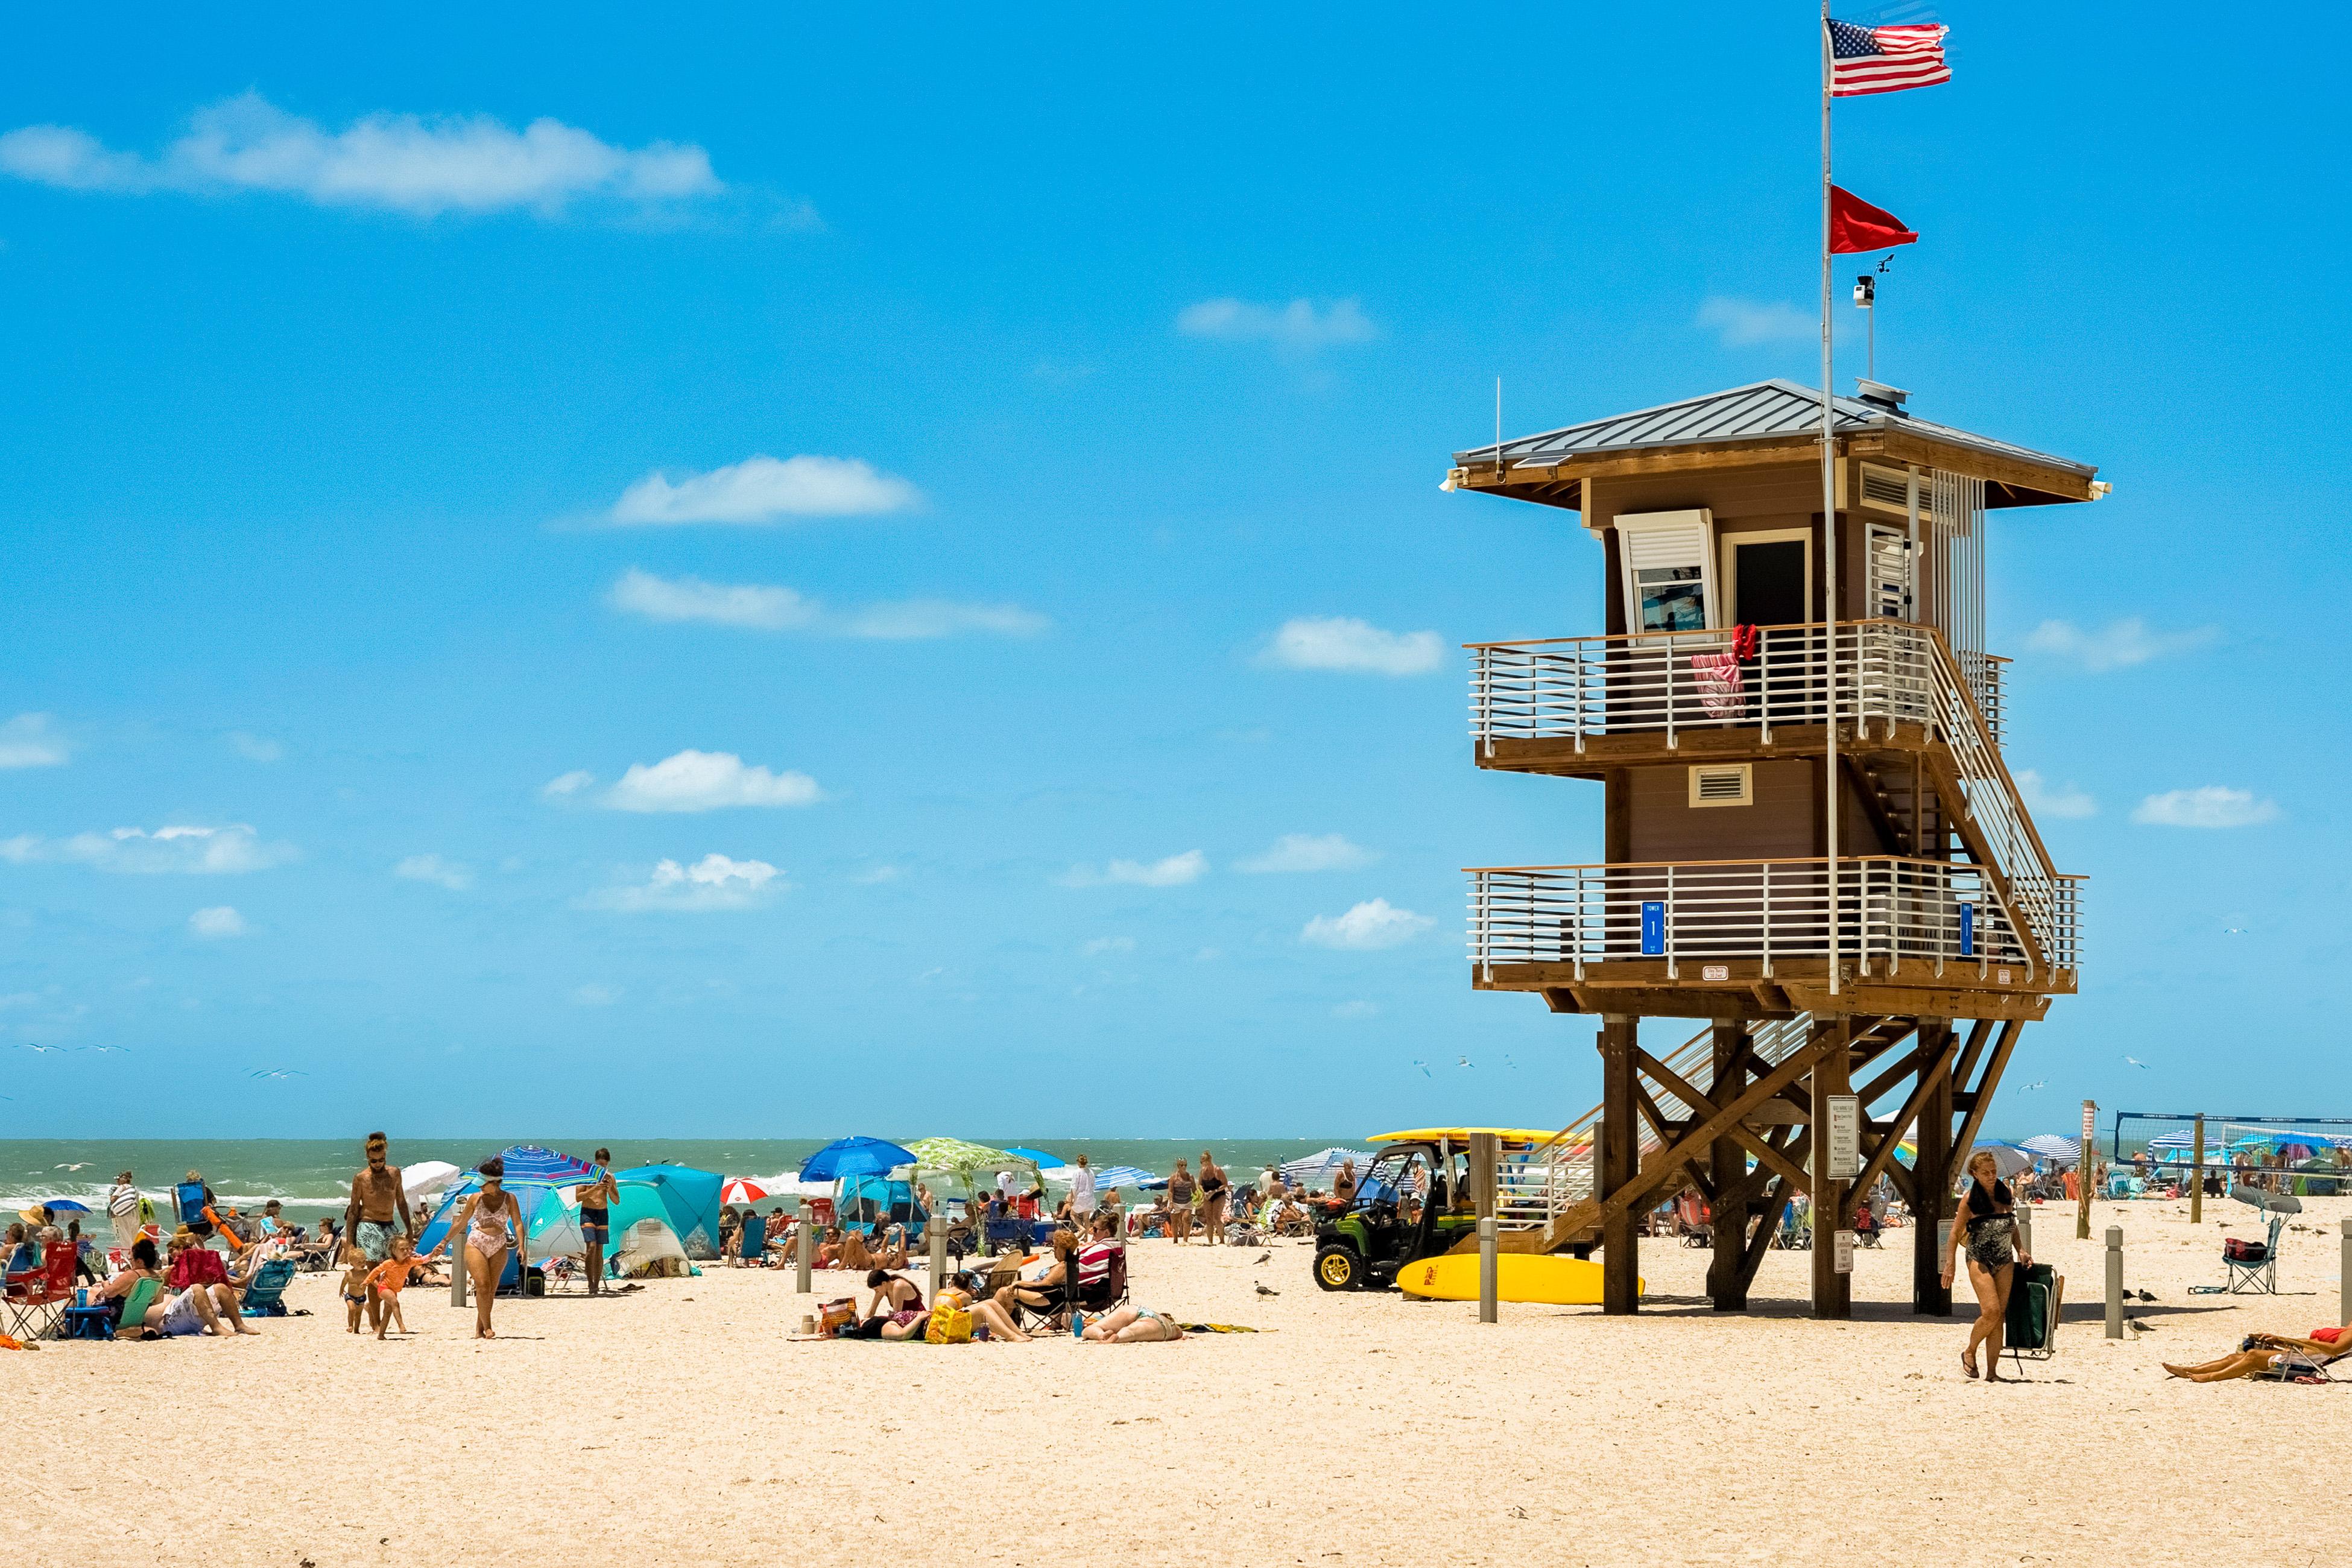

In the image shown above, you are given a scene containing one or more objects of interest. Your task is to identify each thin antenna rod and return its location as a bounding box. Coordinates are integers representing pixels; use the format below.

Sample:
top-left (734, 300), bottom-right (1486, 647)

top-left (1494, 377), bottom-right (1503, 479)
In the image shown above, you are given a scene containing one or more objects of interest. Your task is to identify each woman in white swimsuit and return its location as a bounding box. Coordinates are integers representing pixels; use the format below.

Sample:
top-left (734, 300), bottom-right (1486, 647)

top-left (447, 1156), bottom-right (527, 1339)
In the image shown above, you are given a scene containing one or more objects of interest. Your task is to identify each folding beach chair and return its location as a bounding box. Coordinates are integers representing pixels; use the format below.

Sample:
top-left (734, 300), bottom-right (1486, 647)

top-left (5, 1246), bottom-right (79, 1340)
top-left (1675, 1190), bottom-right (1713, 1249)
top-left (737, 1213), bottom-right (767, 1267)
top-left (2003, 1263), bottom-right (2064, 1370)
top-left (238, 1257), bottom-right (298, 1317)
top-left (2192, 1187), bottom-right (2297, 1295)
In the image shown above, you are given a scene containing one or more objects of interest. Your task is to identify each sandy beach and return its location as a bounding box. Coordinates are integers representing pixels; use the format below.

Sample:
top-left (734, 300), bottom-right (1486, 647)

top-left (17, 1194), bottom-right (2350, 1567)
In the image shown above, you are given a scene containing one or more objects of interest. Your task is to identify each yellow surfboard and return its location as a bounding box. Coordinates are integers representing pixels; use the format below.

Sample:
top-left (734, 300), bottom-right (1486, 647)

top-left (1394, 1251), bottom-right (1635, 1305)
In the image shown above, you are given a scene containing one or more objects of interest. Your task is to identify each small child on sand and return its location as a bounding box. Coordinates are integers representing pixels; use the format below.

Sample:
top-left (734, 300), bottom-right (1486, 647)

top-left (340, 1245), bottom-right (372, 1333)
top-left (365, 1234), bottom-right (436, 1340)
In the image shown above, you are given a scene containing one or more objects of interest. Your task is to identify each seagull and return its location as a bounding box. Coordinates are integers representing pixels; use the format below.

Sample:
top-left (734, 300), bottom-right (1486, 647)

top-left (1411, 1060), bottom-right (1430, 1077)
top-left (2023, 1080), bottom-right (2047, 1091)
top-left (2135, 1289), bottom-right (2157, 1303)
top-left (1253, 1250), bottom-right (1271, 1265)
top-left (249, 1068), bottom-right (308, 1080)
top-left (1456, 1055), bottom-right (1475, 1069)
top-left (91, 1045), bottom-right (130, 1054)
top-left (20, 1042), bottom-right (59, 1053)
top-left (54, 1162), bottom-right (91, 1171)
top-left (2123, 1056), bottom-right (2151, 1069)
top-left (1504, 1055), bottom-right (1517, 1070)
top-left (2221, 927), bottom-right (2248, 935)
top-left (1254, 1283), bottom-right (1279, 1298)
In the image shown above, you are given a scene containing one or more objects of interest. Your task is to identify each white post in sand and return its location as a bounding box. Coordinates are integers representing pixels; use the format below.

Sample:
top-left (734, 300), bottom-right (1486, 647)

top-left (928, 1207), bottom-right (948, 1306)
top-left (1472, 1131), bottom-right (1498, 1325)
top-left (2340, 1218), bottom-right (2350, 1327)
top-left (2104, 1226), bottom-right (2123, 1339)
top-left (795, 1197), bottom-right (813, 1295)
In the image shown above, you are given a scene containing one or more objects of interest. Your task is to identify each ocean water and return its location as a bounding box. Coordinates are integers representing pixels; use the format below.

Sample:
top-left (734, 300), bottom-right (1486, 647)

top-left (0, 1136), bottom-right (1361, 1227)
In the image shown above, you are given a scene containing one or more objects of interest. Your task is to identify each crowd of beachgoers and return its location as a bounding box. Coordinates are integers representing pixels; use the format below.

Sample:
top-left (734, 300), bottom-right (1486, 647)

top-left (4, 1135), bottom-right (1359, 1350)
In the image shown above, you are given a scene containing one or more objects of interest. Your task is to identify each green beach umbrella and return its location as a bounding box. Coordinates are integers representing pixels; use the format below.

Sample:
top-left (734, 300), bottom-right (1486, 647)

top-left (902, 1137), bottom-right (1026, 1175)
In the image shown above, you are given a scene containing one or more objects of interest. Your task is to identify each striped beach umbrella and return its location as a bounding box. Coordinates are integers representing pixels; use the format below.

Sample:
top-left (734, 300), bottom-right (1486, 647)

top-left (721, 1177), bottom-right (770, 1205)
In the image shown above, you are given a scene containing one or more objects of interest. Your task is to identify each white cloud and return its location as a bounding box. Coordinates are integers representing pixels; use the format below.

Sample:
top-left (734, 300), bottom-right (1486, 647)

top-left (1060, 850), bottom-right (1206, 889)
top-left (599, 750), bottom-right (822, 813)
top-left (1303, 898), bottom-right (1433, 950)
top-left (609, 455), bottom-right (918, 526)
top-left (2014, 770), bottom-right (2096, 821)
top-left (1177, 297), bottom-right (1377, 353)
top-left (833, 599), bottom-right (1050, 640)
top-left (1332, 1000), bottom-right (1380, 1019)
top-left (0, 824), bottom-right (292, 874)
top-left (1238, 832), bottom-right (1376, 874)
top-left (0, 92), bottom-right (720, 217)
top-left (394, 853), bottom-right (473, 891)
top-left (571, 983), bottom-right (622, 1007)
top-left (853, 865), bottom-right (903, 885)
top-left (608, 569), bottom-right (1044, 640)
top-left (1082, 936), bottom-right (1136, 956)
top-left (0, 713), bottom-right (70, 769)
top-left (586, 853), bottom-right (782, 912)
top-left (542, 770), bottom-right (597, 799)
top-left (1262, 616), bottom-right (1443, 677)
top-left (2131, 786), bottom-right (2280, 829)
top-left (2023, 617), bottom-right (2218, 673)
top-left (1696, 296), bottom-right (1815, 347)
top-left (609, 569), bottom-right (815, 630)
top-left (188, 906), bottom-right (245, 939)
top-left (227, 731), bottom-right (283, 762)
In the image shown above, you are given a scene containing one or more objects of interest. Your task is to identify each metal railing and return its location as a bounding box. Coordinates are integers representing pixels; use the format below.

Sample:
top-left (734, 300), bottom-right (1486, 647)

top-left (1468, 856), bottom-right (2076, 979)
top-left (1468, 619), bottom-right (1993, 752)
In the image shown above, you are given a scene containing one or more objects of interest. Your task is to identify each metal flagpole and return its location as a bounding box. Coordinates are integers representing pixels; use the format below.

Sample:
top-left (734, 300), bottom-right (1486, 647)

top-left (1820, 0), bottom-right (1839, 997)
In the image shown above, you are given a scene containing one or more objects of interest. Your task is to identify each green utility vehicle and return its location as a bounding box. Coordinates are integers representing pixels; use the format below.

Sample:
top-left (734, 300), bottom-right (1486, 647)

top-left (1310, 1127), bottom-right (1552, 1291)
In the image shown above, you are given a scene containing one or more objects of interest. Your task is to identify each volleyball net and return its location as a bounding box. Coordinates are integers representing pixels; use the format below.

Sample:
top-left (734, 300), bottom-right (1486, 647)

top-left (2112, 1111), bottom-right (2352, 1180)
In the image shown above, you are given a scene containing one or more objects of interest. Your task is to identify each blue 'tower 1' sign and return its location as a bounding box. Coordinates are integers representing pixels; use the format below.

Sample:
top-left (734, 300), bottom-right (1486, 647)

top-left (1959, 902), bottom-right (1975, 958)
top-left (1641, 901), bottom-right (1666, 956)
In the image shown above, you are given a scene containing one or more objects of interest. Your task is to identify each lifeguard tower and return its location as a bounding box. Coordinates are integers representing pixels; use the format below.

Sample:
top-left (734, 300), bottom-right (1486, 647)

top-left (1446, 378), bottom-right (2098, 1318)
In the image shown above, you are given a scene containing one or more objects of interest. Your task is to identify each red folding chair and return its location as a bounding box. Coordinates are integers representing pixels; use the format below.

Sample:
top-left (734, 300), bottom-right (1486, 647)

top-left (6, 1246), bottom-right (78, 1339)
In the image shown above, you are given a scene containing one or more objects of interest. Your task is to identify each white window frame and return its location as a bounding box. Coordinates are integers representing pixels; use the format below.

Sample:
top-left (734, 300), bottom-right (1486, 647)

top-left (1616, 509), bottom-right (1719, 636)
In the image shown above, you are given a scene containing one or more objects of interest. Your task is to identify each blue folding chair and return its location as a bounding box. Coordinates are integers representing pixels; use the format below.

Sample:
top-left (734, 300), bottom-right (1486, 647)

top-left (239, 1257), bottom-right (299, 1316)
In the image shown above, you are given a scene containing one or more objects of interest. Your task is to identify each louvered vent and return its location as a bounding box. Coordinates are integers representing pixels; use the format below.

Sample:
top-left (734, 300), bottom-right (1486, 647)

top-left (1688, 763), bottom-right (1753, 808)
top-left (1858, 462), bottom-right (1913, 514)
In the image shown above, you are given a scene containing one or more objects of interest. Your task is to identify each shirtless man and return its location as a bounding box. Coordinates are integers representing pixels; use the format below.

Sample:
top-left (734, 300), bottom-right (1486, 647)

top-left (343, 1132), bottom-right (413, 1333)
top-left (578, 1148), bottom-right (619, 1296)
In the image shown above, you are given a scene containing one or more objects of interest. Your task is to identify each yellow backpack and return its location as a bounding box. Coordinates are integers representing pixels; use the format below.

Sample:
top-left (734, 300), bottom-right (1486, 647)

top-left (924, 1306), bottom-right (972, 1344)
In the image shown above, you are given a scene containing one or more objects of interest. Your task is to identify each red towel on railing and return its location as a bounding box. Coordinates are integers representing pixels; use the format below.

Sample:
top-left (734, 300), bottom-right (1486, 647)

top-left (1691, 651), bottom-right (1744, 718)
top-left (1730, 623), bottom-right (1759, 662)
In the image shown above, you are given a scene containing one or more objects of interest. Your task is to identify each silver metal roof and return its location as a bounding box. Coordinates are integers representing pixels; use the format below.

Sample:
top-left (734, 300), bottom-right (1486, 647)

top-left (1451, 379), bottom-right (2094, 481)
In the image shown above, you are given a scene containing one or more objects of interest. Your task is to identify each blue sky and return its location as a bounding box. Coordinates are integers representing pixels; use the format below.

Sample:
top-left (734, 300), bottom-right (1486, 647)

top-left (1, 4), bottom-right (2342, 1139)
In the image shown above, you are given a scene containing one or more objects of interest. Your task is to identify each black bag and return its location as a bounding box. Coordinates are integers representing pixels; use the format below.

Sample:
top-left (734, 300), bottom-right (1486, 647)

top-left (2004, 1262), bottom-right (2059, 1355)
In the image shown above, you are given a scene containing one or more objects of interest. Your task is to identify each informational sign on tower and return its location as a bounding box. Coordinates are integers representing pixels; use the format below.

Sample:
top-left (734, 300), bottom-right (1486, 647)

top-left (1640, 901), bottom-right (1665, 956)
top-left (1827, 1094), bottom-right (1861, 1180)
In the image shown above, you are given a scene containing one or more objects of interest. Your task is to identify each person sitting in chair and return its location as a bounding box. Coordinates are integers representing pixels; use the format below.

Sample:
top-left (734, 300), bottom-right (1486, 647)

top-left (2164, 1321), bottom-right (2351, 1383)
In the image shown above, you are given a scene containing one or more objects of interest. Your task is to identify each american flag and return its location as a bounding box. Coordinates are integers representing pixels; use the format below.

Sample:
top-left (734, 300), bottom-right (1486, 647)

top-left (1827, 19), bottom-right (1951, 96)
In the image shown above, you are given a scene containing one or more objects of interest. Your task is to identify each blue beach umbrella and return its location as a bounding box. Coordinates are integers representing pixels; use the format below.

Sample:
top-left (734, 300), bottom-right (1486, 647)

top-left (800, 1136), bottom-right (916, 1184)
top-left (1004, 1147), bottom-right (1063, 1168)
top-left (40, 1198), bottom-right (93, 1215)
top-left (1079, 1165), bottom-right (1162, 1192)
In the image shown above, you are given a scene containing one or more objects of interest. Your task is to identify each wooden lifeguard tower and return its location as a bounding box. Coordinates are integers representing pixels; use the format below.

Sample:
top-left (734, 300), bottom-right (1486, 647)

top-left (1446, 378), bottom-right (2099, 1318)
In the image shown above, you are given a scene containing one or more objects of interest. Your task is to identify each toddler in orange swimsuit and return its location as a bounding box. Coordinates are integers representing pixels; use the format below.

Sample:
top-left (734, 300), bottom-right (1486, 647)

top-left (365, 1234), bottom-right (439, 1340)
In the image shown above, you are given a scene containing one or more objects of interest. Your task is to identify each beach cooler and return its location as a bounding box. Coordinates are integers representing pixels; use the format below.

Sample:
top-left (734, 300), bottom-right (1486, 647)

top-left (2003, 1263), bottom-right (2063, 1367)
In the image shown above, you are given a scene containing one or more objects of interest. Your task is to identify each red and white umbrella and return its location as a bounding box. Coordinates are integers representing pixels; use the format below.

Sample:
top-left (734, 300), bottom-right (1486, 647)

top-left (721, 1177), bottom-right (770, 1205)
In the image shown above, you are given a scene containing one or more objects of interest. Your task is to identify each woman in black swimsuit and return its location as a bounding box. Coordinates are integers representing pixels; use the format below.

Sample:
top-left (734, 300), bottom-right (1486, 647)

top-left (1941, 1149), bottom-right (2032, 1381)
top-left (1198, 1151), bottom-right (1228, 1245)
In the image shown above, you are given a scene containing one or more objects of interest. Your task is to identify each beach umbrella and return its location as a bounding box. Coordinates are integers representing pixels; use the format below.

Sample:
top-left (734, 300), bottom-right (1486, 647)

top-left (2148, 1129), bottom-right (2198, 1151)
top-left (903, 1137), bottom-right (1029, 1177)
top-left (721, 1177), bottom-right (769, 1206)
top-left (1280, 1148), bottom-right (1376, 1184)
top-left (2018, 1134), bottom-right (2079, 1164)
top-left (403, 1160), bottom-right (463, 1199)
top-left (39, 1198), bottom-right (93, 1216)
top-left (1004, 1147), bottom-right (1063, 1168)
top-left (1080, 1165), bottom-right (1161, 1192)
top-left (486, 1145), bottom-right (599, 1185)
top-left (800, 1136), bottom-right (916, 1184)
top-left (1966, 1142), bottom-right (2032, 1179)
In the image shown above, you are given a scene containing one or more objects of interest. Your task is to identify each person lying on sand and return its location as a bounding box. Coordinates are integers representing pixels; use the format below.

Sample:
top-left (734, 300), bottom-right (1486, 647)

top-left (1078, 1304), bottom-right (1183, 1344)
top-left (2165, 1323), bottom-right (2351, 1383)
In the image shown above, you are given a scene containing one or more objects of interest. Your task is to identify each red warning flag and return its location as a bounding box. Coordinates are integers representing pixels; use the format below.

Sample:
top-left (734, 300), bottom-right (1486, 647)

top-left (1829, 186), bottom-right (1918, 254)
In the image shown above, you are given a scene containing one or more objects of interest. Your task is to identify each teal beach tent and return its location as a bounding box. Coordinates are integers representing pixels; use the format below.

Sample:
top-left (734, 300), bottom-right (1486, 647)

top-left (617, 1165), bottom-right (724, 1258)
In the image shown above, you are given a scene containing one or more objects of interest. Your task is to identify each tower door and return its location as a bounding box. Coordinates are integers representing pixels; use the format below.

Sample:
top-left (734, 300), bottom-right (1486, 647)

top-left (1728, 536), bottom-right (1809, 628)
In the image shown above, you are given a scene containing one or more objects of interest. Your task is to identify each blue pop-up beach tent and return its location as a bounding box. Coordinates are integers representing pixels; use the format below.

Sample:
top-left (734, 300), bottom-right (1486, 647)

top-left (418, 1145), bottom-right (601, 1289)
top-left (616, 1164), bottom-right (724, 1258)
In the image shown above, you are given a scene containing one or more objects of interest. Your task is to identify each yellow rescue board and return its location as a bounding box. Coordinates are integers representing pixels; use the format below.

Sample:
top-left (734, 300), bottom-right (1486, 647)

top-left (1394, 1252), bottom-right (1636, 1304)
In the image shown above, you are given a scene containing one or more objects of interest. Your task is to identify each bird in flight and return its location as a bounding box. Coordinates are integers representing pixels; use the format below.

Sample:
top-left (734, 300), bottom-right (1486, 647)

top-left (20, 1042), bottom-right (60, 1054)
top-left (2022, 1080), bottom-right (2047, 1091)
top-left (55, 1162), bottom-right (91, 1171)
top-left (1504, 1055), bottom-right (1517, 1070)
top-left (90, 1045), bottom-right (130, 1054)
top-left (2221, 927), bottom-right (2247, 935)
top-left (2123, 1056), bottom-right (2150, 1069)
top-left (1456, 1055), bottom-right (1475, 1069)
top-left (249, 1068), bottom-right (308, 1080)
top-left (1411, 1060), bottom-right (1430, 1077)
